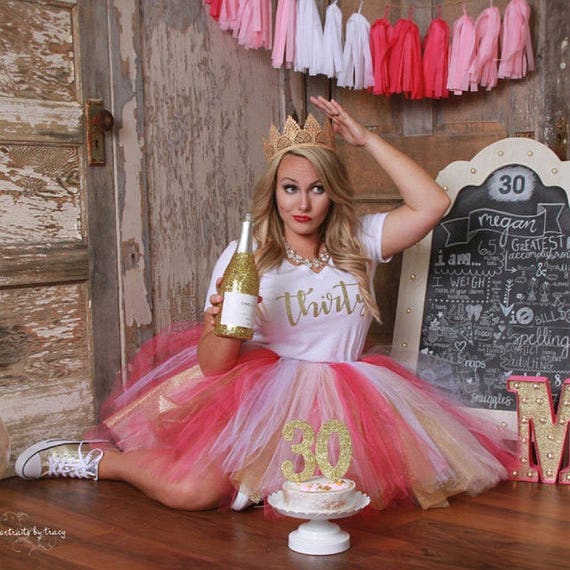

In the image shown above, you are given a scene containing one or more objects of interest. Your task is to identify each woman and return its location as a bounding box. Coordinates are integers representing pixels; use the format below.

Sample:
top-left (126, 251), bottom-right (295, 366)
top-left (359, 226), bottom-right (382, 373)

top-left (15, 97), bottom-right (514, 512)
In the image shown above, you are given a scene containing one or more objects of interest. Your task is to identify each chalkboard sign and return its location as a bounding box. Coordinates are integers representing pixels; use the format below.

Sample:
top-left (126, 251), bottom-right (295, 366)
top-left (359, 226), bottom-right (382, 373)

top-left (392, 138), bottom-right (570, 427)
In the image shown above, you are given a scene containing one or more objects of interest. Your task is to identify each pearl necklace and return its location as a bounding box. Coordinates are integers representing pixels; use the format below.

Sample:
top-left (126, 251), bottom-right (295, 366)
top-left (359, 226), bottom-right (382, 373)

top-left (285, 242), bottom-right (330, 270)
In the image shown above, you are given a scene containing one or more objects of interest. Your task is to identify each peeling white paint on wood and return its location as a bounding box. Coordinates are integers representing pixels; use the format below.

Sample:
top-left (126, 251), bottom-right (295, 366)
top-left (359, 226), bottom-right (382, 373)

top-left (0, 1), bottom-right (75, 101)
top-left (141, 4), bottom-right (282, 329)
top-left (0, 144), bottom-right (82, 244)
top-left (2, 383), bottom-right (94, 419)
top-left (0, 98), bottom-right (83, 143)
top-left (27, 0), bottom-right (77, 7)
top-left (115, 0), bottom-right (152, 329)
top-left (0, 284), bottom-right (89, 376)
top-left (0, 282), bottom-right (94, 475)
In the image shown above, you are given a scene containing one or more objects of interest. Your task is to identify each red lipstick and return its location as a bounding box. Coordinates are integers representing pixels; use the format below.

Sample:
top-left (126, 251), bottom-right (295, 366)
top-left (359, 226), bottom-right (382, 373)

top-left (293, 215), bottom-right (312, 222)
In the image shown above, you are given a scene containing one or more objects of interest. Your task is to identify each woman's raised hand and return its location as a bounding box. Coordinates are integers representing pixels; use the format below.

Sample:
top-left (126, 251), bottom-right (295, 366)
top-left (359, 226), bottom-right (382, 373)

top-left (310, 96), bottom-right (369, 147)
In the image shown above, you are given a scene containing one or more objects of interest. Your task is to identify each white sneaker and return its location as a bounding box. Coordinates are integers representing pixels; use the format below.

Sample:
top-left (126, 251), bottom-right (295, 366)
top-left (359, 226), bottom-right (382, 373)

top-left (231, 490), bottom-right (254, 511)
top-left (15, 439), bottom-right (106, 481)
top-left (231, 487), bottom-right (263, 511)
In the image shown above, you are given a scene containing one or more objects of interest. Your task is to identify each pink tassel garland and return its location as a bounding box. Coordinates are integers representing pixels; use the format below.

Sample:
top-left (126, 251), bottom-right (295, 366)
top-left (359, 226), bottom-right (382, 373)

top-left (204, 0), bottom-right (222, 21)
top-left (388, 19), bottom-right (424, 100)
top-left (370, 18), bottom-right (393, 96)
top-left (206, 0), bottom-right (536, 98)
top-left (219, 0), bottom-right (241, 33)
top-left (272, 0), bottom-right (296, 68)
top-left (236, 0), bottom-right (272, 50)
top-left (447, 9), bottom-right (477, 95)
top-left (422, 17), bottom-right (450, 99)
top-left (469, 5), bottom-right (501, 91)
top-left (498, 0), bottom-right (535, 79)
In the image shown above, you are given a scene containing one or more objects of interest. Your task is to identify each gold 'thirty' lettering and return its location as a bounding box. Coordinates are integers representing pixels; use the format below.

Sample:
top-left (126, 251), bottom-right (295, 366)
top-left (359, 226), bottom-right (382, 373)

top-left (276, 281), bottom-right (366, 326)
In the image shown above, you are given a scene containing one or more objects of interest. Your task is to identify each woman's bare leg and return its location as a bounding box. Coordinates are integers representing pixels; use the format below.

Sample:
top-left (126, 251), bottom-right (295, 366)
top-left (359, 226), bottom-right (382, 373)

top-left (98, 449), bottom-right (232, 511)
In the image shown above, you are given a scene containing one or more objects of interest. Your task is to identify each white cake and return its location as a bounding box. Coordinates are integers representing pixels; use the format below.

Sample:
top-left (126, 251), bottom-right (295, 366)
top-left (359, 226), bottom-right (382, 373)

top-left (282, 476), bottom-right (356, 513)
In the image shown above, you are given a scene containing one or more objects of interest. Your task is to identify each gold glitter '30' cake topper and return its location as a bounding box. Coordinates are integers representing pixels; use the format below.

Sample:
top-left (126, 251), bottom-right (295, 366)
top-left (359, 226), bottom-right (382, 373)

top-left (263, 114), bottom-right (336, 162)
top-left (281, 419), bottom-right (353, 483)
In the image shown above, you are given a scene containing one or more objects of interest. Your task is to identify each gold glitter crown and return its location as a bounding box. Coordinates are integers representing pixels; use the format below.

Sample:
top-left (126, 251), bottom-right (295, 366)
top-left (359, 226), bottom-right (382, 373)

top-left (263, 114), bottom-right (336, 161)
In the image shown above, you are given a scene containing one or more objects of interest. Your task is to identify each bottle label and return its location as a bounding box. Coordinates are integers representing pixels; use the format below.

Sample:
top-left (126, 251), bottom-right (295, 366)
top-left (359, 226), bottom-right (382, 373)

top-left (220, 291), bottom-right (257, 329)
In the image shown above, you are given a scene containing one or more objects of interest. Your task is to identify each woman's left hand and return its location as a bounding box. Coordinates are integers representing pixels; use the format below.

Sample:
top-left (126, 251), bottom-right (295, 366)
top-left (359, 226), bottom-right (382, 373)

top-left (310, 96), bottom-right (369, 147)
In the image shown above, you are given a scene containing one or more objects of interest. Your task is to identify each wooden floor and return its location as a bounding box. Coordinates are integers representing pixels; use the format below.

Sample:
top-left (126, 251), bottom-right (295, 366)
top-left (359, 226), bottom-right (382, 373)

top-left (1, 477), bottom-right (570, 569)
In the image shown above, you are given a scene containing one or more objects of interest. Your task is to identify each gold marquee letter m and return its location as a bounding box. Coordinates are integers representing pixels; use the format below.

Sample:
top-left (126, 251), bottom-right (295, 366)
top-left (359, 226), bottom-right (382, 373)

top-left (507, 376), bottom-right (570, 484)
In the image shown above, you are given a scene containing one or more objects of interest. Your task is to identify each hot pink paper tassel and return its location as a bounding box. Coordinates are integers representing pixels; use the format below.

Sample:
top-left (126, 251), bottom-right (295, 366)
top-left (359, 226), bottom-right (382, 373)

top-left (422, 17), bottom-right (450, 99)
top-left (272, 0), bottom-right (296, 68)
top-left (447, 9), bottom-right (477, 95)
top-left (204, 0), bottom-right (222, 20)
top-left (469, 5), bottom-right (501, 91)
top-left (370, 18), bottom-right (393, 96)
top-left (498, 0), bottom-right (535, 79)
top-left (388, 19), bottom-right (424, 100)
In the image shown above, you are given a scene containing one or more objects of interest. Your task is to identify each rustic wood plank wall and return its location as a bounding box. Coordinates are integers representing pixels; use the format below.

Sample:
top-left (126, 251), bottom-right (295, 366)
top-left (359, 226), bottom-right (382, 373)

top-left (137, 1), bottom-right (294, 335)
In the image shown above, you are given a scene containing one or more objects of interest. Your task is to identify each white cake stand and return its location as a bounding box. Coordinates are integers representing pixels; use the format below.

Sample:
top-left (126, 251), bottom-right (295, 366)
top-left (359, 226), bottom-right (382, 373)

top-left (267, 491), bottom-right (370, 555)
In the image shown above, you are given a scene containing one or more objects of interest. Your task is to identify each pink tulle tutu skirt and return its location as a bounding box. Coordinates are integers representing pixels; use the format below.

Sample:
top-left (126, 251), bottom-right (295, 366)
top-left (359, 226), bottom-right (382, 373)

top-left (93, 326), bottom-right (515, 510)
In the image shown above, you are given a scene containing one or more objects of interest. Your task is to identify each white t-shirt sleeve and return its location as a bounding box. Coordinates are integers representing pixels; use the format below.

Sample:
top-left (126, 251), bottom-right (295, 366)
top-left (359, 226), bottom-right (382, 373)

top-left (359, 212), bottom-right (391, 263)
top-left (204, 240), bottom-right (237, 312)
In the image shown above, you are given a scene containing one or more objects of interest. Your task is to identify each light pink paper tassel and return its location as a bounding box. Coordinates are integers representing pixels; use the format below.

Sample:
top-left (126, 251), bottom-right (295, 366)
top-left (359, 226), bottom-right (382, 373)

top-left (322, 0), bottom-right (344, 79)
top-left (294, 0), bottom-right (324, 76)
top-left (498, 0), bottom-right (535, 79)
top-left (337, 9), bottom-right (374, 90)
top-left (219, 0), bottom-right (241, 33)
top-left (446, 8), bottom-right (477, 95)
top-left (469, 5), bottom-right (501, 91)
top-left (272, 0), bottom-right (296, 68)
top-left (236, 0), bottom-right (272, 50)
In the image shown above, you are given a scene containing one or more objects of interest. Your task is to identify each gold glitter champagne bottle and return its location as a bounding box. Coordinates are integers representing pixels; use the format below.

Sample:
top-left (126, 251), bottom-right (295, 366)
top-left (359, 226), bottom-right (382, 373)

top-left (214, 213), bottom-right (259, 340)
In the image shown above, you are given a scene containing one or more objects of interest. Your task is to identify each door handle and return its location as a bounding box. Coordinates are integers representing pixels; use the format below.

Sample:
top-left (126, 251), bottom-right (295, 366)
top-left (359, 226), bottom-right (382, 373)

top-left (86, 99), bottom-right (114, 166)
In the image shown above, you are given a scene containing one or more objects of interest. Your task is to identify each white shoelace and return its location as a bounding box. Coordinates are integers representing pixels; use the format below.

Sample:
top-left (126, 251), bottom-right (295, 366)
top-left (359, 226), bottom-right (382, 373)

top-left (47, 442), bottom-right (104, 480)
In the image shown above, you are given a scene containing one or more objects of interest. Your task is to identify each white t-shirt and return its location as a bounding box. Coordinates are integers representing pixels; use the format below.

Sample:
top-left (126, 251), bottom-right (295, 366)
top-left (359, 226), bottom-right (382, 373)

top-left (205, 213), bottom-right (389, 362)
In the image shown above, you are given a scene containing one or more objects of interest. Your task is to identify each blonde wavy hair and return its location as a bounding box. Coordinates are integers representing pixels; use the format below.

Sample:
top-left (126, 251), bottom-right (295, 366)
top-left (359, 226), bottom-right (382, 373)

top-left (251, 145), bottom-right (381, 322)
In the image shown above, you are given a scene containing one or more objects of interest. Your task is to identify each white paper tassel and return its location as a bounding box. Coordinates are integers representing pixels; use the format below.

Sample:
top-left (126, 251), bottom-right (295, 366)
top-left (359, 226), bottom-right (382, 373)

top-left (294, 0), bottom-right (324, 76)
top-left (337, 10), bottom-right (373, 89)
top-left (321, 0), bottom-right (343, 79)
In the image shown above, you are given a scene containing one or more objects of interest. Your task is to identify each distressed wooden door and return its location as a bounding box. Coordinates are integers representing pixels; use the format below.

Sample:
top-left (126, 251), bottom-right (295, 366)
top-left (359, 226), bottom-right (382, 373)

top-left (0, 0), bottom-right (121, 476)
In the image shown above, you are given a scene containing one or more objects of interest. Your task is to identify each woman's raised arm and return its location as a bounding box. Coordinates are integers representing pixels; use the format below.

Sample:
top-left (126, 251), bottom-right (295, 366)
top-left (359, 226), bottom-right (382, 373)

top-left (310, 96), bottom-right (450, 259)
